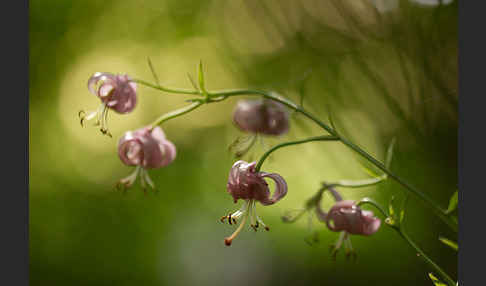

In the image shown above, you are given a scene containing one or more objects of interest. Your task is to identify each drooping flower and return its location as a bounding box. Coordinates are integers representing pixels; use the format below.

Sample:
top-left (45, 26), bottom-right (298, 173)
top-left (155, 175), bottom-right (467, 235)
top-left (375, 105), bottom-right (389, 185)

top-left (79, 72), bottom-right (137, 136)
top-left (229, 99), bottom-right (289, 158)
top-left (221, 160), bottom-right (288, 246)
top-left (233, 99), bottom-right (289, 136)
top-left (315, 185), bottom-right (381, 259)
top-left (325, 200), bottom-right (381, 236)
top-left (116, 126), bottom-right (176, 192)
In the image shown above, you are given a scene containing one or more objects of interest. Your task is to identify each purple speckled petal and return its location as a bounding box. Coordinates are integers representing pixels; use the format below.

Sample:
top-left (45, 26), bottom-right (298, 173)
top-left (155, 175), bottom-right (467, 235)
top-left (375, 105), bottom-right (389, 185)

top-left (258, 172), bottom-right (288, 205)
top-left (110, 77), bottom-right (137, 114)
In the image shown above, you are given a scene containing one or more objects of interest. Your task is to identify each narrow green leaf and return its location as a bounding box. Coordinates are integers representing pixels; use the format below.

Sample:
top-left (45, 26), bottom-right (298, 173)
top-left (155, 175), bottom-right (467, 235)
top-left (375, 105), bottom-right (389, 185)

top-left (198, 60), bottom-right (206, 93)
top-left (428, 273), bottom-right (447, 286)
top-left (439, 236), bottom-right (458, 251)
top-left (400, 194), bottom-right (410, 224)
top-left (327, 104), bottom-right (337, 131)
top-left (446, 191), bottom-right (458, 214)
top-left (187, 73), bottom-right (199, 91)
top-left (385, 137), bottom-right (396, 169)
top-left (147, 57), bottom-right (160, 85)
top-left (388, 196), bottom-right (395, 217)
top-left (399, 209), bottom-right (405, 223)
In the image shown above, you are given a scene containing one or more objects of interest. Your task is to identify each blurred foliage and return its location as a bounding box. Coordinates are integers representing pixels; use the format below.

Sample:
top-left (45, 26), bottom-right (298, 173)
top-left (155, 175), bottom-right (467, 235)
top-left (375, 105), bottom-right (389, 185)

top-left (30, 0), bottom-right (457, 285)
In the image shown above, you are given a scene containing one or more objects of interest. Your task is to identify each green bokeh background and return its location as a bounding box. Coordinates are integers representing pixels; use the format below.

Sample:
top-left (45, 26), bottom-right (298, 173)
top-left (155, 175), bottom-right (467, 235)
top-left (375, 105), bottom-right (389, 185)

top-left (29, 0), bottom-right (457, 285)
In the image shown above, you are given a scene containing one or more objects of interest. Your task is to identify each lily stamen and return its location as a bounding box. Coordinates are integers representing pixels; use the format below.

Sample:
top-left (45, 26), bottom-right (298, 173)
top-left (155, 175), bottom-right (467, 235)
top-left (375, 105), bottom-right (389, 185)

top-left (224, 207), bottom-right (249, 246)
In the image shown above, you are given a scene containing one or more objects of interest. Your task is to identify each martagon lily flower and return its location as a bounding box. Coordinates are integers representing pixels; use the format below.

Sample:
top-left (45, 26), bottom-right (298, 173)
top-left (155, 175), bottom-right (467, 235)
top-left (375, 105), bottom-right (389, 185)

top-left (116, 126), bottom-right (176, 192)
top-left (229, 99), bottom-right (290, 158)
top-left (316, 186), bottom-right (381, 259)
top-left (221, 160), bottom-right (288, 246)
top-left (79, 72), bottom-right (137, 137)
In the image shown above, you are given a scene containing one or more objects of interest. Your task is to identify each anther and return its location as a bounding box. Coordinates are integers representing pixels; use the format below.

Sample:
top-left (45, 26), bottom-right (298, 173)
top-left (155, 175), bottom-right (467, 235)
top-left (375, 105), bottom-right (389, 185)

top-left (79, 111), bottom-right (86, 126)
top-left (228, 214), bottom-right (232, 225)
top-left (224, 238), bottom-right (232, 246)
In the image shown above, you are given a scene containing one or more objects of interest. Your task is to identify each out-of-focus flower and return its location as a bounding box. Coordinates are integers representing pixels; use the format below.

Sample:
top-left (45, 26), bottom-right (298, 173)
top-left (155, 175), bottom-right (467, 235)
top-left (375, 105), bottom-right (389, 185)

top-left (325, 200), bottom-right (381, 236)
top-left (221, 160), bottom-right (288, 246)
top-left (79, 72), bottom-right (137, 136)
top-left (233, 99), bottom-right (289, 136)
top-left (315, 186), bottom-right (381, 260)
top-left (116, 126), bottom-right (176, 192)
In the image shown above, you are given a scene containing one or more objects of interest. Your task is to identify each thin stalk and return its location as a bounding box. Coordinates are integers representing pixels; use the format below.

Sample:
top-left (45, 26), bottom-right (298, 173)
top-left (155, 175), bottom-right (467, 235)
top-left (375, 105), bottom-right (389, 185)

top-left (397, 229), bottom-right (456, 286)
top-left (149, 102), bottom-right (203, 128)
top-left (334, 174), bottom-right (387, 188)
top-left (356, 199), bottom-right (455, 286)
top-left (255, 135), bottom-right (339, 171)
top-left (356, 198), bottom-right (388, 218)
top-left (133, 78), bottom-right (201, 96)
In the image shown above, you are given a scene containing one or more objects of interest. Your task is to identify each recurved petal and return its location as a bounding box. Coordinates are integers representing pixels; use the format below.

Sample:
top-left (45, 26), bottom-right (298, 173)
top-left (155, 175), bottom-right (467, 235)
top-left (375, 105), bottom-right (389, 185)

top-left (118, 131), bottom-right (144, 166)
top-left (88, 72), bottom-right (115, 95)
top-left (258, 172), bottom-right (288, 205)
top-left (361, 211), bottom-right (382, 236)
top-left (157, 140), bottom-right (177, 168)
top-left (150, 126), bottom-right (167, 141)
top-left (138, 128), bottom-right (177, 169)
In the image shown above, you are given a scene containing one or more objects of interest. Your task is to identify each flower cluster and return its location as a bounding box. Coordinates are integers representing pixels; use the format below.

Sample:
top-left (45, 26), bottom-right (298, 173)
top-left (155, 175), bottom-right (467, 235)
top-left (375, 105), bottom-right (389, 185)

top-left (79, 70), bottom-right (380, 253)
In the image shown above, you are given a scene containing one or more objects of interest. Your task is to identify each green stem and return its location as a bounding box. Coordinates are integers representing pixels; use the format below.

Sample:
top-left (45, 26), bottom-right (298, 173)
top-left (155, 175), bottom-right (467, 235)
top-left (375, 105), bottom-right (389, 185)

top-left (356, 198), bottom-right (388, 218)
top-left (149, 102), bottom-right (203, 128)
top-left (334, 174), bottom-right (387, 188)
top-left (255, 135), bottom-right (339, 172)
top-left (397, 229), bottom-right (456, 286)
top-left (355, 199), bottom-right (455, 286)
top-left (135, 82), bottom-right (455, 232)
